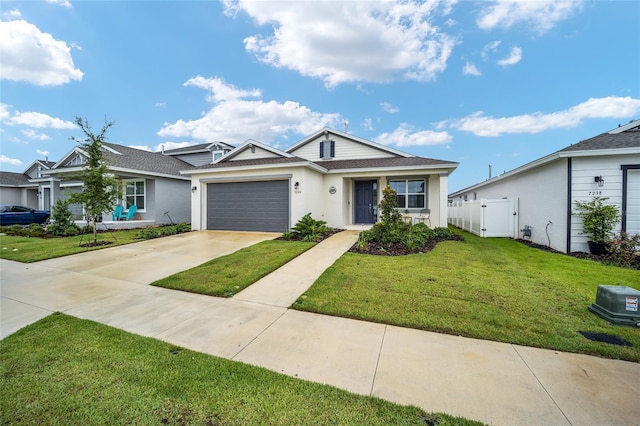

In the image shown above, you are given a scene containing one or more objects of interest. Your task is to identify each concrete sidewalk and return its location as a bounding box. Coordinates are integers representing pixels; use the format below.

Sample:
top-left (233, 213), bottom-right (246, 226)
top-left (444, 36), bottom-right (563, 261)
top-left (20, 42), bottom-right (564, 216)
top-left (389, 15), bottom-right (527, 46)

top-left (1, 230), bottom-right (639, 425)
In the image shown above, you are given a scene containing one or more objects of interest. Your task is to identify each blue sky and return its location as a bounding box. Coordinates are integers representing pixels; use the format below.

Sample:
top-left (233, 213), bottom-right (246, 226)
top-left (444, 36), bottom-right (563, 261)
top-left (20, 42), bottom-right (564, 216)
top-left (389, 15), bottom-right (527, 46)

top-left (1, 0), bottom-right (639, 192)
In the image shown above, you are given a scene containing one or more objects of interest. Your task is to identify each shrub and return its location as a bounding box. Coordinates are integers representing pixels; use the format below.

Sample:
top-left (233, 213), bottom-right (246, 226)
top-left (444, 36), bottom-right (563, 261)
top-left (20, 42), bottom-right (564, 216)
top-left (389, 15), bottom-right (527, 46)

top-left (48, 200), bottom-right (76, 236)
top-left (287, 213), bottom-right (331, 242)
top-left (175, 222), bottom-right (191, 233)
top-left (573, 197), bottom-right (620, 243)
top-left (605, 232), bottom-right (640, 269)
top-left (27, 224), bottom-right (45, 237)
top-left (160, 226), bottom-right (177, 237)
top-left (138, 227), bottom-right (160, 240)
top-left (63, 226), bottom-right (80, 237)
top-left (4, 225), bottom-right (27, 236)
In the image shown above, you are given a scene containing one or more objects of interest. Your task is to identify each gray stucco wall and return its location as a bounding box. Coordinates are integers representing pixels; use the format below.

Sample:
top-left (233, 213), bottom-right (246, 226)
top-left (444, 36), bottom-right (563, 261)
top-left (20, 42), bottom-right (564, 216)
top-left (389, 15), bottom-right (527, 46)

top-left (153, 178), bottom-right (191, 224)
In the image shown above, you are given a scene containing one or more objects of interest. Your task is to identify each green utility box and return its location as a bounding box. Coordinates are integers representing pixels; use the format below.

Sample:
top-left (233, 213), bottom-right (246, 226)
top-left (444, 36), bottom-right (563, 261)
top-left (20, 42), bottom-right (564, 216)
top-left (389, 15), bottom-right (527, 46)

top-left (589, 285), bottom-right (640, 326)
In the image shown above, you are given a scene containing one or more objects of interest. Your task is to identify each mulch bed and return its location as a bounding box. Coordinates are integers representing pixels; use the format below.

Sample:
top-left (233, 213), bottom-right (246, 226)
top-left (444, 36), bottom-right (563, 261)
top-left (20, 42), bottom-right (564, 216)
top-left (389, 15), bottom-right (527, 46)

top-left (79, 241), bottom-right (113, 248)
top-left (516, 239), bottom-right (640, 270)
top-left (348, 235), bottom-right (465, 256)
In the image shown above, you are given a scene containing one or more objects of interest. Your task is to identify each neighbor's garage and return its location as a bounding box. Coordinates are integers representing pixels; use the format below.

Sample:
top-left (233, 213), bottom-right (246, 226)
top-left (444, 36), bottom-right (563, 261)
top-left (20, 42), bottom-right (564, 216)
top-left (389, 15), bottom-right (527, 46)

top-left (207, 180), bottom-right (289, 232)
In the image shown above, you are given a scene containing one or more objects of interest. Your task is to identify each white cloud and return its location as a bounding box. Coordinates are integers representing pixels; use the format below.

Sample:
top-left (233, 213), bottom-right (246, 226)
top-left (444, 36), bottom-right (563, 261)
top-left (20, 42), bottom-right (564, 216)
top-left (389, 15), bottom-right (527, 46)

top-left (481, 40), bottom-right (501, 61)
top-left (463, 62), bottom-right (481, 76)
top-left (497, 46), bottom-right (522, 66)
top-left (477, 0), bottom-right (583, 34)
top-left (21, 129), bottom-right (50, 140)
top-left (128, 145), bottom-right (152, 152)
top-left (155, 102), bottom-right (166, 108)
top-left (0, 103), bottom-right (10, 121)
top-left (447, 96), bottom-right (640, 136)
top-left (7, 110), bottom-right (75, 129)
top-left (45, 0), bottom-right (72, 8)
top-left (0, 20), bottom-right (83, 86)
top-left (2, 8), bottom-right (22, 19)
top-left (374, 123), bottom-right (452, 147)
top-left (362, 118), bottom-right (374, 131)
top-left (224, 0), bottom-right (458, 87)
top-left (158, 76), bottom-right (340, 144)
top-left (380, 102), bottom-right (400, 113)
top-left (36, 149), bottom-right (50, 158)
top-left (0, 155), bottom-right (23, 166)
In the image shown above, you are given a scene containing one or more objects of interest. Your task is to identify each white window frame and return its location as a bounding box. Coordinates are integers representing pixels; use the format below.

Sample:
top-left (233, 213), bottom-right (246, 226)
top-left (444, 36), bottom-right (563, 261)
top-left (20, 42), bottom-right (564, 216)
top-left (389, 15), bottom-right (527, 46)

top-left (122, 180), bottom-right (146, 212)
top-left (389, 178), bottom-right (426, 210)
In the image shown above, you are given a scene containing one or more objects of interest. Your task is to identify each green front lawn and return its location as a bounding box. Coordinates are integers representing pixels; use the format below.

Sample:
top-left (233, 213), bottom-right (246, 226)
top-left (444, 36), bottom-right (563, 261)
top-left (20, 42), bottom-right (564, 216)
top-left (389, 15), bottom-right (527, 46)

top-left (0, 229), bottom-right (144, 262)
top-left (293, 230), bottom-right (640, 362)
top-left (0, 314), bottom-right (481, 425)
top-left (153, 240), bottom-right (315, 297)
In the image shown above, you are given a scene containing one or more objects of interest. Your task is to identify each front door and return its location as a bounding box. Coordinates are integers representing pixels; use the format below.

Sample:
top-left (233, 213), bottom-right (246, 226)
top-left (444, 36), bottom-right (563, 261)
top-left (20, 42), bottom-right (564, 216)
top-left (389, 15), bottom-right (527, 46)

top-left (354, 180), bottom-right (376, 224)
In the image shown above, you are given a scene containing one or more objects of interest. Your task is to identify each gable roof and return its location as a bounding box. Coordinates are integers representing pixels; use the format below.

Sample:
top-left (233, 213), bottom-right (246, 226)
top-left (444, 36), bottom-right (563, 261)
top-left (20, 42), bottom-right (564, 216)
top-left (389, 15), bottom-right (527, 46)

top-left (163, 141), bottom-right (234, 155)
top-left (217, 139), bottom-right (294, 163)
top-left (286, 127), bottom-right (412, 158)
top-left (50, 143), bottom-right (192, 179)
top-left (183, 128), bottom-right (458, 175)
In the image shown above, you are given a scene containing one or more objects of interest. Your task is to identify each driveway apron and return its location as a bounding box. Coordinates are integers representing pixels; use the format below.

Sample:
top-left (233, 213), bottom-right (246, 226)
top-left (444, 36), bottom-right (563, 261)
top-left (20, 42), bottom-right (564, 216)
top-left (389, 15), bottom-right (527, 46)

top-left (1, 230), bottom-right (639, 426)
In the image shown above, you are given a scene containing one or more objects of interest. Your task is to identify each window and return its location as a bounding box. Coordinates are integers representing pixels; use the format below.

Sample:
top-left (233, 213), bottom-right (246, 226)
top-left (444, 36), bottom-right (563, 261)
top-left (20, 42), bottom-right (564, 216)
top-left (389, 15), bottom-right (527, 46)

top-left (124, 180), bottom-right (145, 210)
top-left (213, 151), bottom-right (224, 161)
top-left (389, 179), bottom-right (425, 209)
top-left (320, 140), bottom-right (335, 159)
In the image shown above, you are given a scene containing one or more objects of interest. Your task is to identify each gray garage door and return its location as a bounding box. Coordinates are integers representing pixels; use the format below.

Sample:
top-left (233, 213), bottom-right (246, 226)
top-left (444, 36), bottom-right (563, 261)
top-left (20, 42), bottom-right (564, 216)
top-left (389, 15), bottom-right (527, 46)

top-left (207, 180), bottom-right (289, 232)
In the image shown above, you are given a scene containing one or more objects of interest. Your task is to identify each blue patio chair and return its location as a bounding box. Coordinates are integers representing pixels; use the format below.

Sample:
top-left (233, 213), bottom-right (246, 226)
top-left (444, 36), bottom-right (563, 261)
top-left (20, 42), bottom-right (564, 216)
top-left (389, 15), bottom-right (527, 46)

top-left (123, 205), bottom-right (138, 221)
top-left (112, 205), bottom-right (123, 221)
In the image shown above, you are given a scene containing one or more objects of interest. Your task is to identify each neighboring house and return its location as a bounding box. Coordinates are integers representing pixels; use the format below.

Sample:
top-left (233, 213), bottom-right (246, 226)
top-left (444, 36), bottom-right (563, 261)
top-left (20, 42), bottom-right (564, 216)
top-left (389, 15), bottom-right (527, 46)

top-left (32, 142), bottom-right (231, 225)
top-left (0, 160), bottom-right (56, 209)
top-left (183, 128), bottom-right (459, 232)
top-left (449, 120), bottom-right (640, 253)
top-left (162, 141), bottom-right (235, 166)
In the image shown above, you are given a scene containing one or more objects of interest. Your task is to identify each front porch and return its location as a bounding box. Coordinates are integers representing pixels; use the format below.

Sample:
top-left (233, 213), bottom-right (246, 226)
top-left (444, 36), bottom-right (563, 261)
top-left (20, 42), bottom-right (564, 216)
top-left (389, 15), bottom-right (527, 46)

top-left (75, 220), bottom-right (157, 230)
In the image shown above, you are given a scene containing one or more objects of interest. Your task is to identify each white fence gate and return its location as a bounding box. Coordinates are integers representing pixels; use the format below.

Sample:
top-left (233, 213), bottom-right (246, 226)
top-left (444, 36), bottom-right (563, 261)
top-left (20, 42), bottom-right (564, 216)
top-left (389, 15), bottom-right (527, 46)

top-left (448, 198), bottom-right (519, 238)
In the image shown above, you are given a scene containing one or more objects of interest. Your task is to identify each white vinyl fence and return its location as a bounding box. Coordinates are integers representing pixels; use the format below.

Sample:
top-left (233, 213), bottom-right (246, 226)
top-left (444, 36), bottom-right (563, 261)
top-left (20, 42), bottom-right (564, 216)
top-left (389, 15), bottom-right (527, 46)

top-left (448, 198), bottom-right (519, 238)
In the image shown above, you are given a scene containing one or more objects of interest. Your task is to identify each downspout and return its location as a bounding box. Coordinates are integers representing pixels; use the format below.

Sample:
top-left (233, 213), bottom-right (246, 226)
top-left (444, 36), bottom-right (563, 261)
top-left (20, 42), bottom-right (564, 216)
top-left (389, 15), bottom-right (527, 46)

top-left (565, 157), bottom-right (572, 253)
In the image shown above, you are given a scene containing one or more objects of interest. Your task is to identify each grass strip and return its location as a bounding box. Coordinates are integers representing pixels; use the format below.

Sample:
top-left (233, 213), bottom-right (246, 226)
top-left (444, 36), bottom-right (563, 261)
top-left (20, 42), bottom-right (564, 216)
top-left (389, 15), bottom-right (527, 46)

top-left (293, 230), bottom-right (640, 362)
top-left (0, 229), bottom-right (144, 263)
top-left (0, 314), bottom-right (482, 425)
top-left (152, 239), bottom-right (315, 297)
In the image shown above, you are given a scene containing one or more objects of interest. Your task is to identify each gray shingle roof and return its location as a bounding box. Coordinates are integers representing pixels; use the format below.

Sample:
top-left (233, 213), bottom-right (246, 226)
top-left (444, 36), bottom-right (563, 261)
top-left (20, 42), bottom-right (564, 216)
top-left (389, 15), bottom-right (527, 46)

top-left (560, 122), bottom-right (640, 152)
top-left (0, 172), bottom-right (32, 186)
top-left (186, 155), bottom-right (457, 172)
top-left (187, 157), bottom-right (306, 171)
top-left (84, 143), bottom-right (190, 176)
top-left (316, 157), bottom-right (457, 170)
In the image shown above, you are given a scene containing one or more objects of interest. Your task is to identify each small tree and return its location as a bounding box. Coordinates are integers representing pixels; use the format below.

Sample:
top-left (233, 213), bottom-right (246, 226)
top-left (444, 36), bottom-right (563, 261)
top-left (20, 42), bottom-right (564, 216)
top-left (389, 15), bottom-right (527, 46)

top-left (379, 185), bottom-right (402, 225)
top-left (573, 196), bottom-right (620, 244)
top-left (67, 117), bottom-right (121, 244)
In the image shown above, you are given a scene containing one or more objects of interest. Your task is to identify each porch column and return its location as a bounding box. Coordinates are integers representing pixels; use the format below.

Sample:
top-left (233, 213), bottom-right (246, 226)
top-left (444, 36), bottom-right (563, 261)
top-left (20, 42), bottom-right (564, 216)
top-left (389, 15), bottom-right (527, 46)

top-left (51, 178), bottom-right (61, 209)
top-left (438, 173), bottom-right (448, 227)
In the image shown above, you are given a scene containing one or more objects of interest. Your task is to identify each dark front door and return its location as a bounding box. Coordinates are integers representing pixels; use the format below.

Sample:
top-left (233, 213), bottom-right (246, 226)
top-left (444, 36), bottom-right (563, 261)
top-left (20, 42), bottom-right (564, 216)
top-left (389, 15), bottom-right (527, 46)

top-left (354, 180), bottom-right (376, 224)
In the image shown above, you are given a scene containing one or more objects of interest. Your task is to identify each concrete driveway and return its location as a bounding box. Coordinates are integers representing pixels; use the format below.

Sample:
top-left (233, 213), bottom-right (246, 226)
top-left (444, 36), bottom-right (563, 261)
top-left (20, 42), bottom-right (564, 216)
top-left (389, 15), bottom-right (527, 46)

top-left (0, 230), bottom-right (278, 338)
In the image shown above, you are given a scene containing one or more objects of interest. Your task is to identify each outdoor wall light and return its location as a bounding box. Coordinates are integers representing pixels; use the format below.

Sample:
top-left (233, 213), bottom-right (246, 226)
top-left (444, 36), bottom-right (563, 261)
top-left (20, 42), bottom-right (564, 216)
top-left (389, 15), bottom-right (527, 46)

top-left (294, 181), bottom-right (299, 190)
top-left (191, 185), bottom-right (197, 193)
top-left (594, 176), bottom-right (605, 187)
